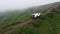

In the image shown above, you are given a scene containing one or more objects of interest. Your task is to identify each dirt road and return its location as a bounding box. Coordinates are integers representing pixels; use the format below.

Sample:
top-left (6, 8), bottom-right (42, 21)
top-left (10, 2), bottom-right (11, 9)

top-left (4, 19), bottom-right (33, 34)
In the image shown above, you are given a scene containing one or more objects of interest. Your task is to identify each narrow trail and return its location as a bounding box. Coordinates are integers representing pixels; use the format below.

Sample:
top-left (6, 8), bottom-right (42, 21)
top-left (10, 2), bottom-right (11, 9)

top-left (4, 19), bottom-right (33, 34)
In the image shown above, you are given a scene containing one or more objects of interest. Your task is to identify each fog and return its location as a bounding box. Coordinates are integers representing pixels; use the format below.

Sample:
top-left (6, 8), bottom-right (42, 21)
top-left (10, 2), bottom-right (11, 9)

top-left (0, 0), bottom-right (60, 12)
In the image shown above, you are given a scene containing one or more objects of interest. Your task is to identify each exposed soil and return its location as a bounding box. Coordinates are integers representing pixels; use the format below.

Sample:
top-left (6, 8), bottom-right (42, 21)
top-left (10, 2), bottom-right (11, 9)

top-left (4, 19), bottom-right (33, 34)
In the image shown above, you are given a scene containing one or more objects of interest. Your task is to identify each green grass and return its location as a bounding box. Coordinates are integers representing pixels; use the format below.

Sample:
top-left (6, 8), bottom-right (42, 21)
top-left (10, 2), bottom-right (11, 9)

top-left (10, 12), bottom-right (60, 34)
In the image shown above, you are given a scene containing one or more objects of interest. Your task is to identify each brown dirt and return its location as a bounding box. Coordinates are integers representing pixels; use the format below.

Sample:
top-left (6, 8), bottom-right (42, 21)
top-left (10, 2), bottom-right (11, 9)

top-left (4, 19), bottom-right (33, 34)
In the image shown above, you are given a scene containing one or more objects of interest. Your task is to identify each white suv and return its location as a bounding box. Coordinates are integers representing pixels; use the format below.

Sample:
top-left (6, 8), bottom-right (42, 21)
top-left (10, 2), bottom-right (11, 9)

top-left (32, 13), bottom-right (41, 18)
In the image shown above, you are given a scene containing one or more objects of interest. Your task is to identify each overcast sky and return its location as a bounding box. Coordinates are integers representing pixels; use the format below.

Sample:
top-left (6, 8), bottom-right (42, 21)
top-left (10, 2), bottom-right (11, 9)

top-left (0, 0), bottom-right (60, 12)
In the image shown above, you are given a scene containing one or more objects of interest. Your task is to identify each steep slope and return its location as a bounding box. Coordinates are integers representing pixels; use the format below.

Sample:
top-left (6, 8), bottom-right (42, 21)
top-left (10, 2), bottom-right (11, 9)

top-left (0, 2), bottom-right (54, 30)
top-left (0, 1), bottom-right (60, 34)
top-left (7, 2), bottom-right (60, 34)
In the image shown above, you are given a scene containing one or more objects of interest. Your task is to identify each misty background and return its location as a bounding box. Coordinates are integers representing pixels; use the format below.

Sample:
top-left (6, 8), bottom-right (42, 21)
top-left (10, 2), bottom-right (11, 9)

top-left (0, 0), bottom-right (60, 12)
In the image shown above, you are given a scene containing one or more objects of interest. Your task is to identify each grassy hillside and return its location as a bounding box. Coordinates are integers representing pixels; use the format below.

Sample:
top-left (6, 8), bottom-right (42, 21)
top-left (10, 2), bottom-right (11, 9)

top-left (9, 2), bottom-right (60, 34)
top-left (0, 2), bottom-right (60, 34)
top-left (0, 3), bottom-right (54, 29)
top-left (10, 13), bottom-right (60, 34)
top-left (10, 2), bottom-right (60, 34)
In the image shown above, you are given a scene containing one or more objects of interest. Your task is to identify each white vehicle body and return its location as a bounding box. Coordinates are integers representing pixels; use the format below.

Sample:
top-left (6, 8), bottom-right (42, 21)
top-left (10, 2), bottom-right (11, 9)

top-left (32, 13), bottom-right (41, 18)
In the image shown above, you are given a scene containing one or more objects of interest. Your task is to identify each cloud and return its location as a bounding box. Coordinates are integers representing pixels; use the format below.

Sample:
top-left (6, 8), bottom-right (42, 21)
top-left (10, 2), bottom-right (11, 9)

top-left (0, 0), bottom-right (60, 11)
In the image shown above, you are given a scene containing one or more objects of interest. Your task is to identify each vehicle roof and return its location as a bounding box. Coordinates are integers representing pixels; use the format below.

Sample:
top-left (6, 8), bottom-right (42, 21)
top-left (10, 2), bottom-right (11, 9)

top-left (32, 13), bottom-right (41, 15)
